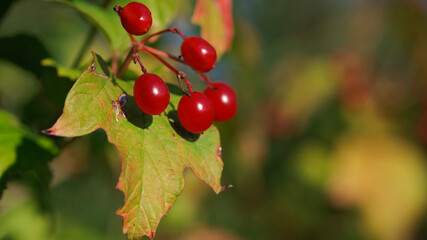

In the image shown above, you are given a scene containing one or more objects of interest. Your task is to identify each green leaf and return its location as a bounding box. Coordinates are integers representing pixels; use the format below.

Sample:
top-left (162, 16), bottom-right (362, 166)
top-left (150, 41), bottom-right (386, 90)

top-left (0, 202), bottom-right (51, 240)
top-left (45, 53), bottom-right (225, 239)
top-left (49, 0), bottom-right (128, 52)
top-left (0, 110), bottom-right (24, 178)
top-left (50, 0), bottom-right (179, 52)
top-left (41, 58), bottom-right (84, 80)
top-left (0, 110), bottom-right (57, 208)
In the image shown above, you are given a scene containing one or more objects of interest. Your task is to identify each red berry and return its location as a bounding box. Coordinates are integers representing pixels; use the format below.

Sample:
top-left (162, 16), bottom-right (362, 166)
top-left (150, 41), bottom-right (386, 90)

top-left (133, 73), bottom-right (170, 115)
top-left (181, 36), bottom-right (217, 73)
top-left (204, 82), bottom-right (237, 122)
top-left (119, 2), bottom-right (152, 36)
top-left (177, 92), bottom-right (214, 133)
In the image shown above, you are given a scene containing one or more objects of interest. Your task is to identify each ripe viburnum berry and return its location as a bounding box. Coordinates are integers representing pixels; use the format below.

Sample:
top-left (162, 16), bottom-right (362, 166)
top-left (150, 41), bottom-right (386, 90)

top-left (118, 2), bottom-right (152, 36)
top-left (181, 36), bottom-right (217, 73)
top-left (204, 82), bottom-right (237, 122)
top-left (177, 92), bottom-right (214, 133)
top-left (133, 73), bottom-right (170, 115)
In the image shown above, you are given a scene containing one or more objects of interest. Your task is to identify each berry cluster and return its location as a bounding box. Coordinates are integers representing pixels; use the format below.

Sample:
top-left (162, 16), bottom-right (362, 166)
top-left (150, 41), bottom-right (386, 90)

top-left (115, 2), bottom-right (237, 133)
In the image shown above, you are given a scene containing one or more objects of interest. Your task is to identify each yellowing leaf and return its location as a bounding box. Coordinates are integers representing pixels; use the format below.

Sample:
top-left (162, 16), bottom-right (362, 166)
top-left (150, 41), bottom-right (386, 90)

top-left (44, 53), bottom-right (226, 239)
top-left (192, 0), bottom-right (234, 58)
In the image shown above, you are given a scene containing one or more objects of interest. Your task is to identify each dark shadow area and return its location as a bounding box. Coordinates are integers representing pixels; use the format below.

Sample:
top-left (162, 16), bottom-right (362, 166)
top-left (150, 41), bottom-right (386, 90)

top-left (0, 137), bottom-right (54, 211)
top-left (21, 66), bottom-right (73, 132)
top-left (166, 82), bottom-right (183, 96)
top-left (0, 34), bottom-right (50, 78)
top-left (166, 110), bottom-right (200, 142)
top-left (94, 53), bottom-right (110, 77)
top-left (0, 0), bottom-right (13, 22)
top-left (117, 69), bottom-right (139, 82)
top-left (123, 95), bottom-right (153, 129)
top-left (111, 76), bottom-right (128, 94)
top-left (49, 134), bottom-right (123, 237)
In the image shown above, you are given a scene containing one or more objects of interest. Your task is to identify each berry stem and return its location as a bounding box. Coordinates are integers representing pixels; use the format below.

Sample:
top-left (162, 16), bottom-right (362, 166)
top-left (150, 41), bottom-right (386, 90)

top-left (181, 77), bottom-right (193, 95)
top-left (117, 47), bottom-right (134, 78)
top-left (133, 47), bottom-right (147, 74)
top-left (198, 72), bottom-right (213, 87)
top-left (144, 48), bottom-right (178, 74)
top-left (141, 43), bottom-right (213, 88)
top-left (113, 5), bottom-right (123, 13)
top-left (177, 74), bottom-right (193, 96)
top-left (128, 33), bottom-right (138, 45)
top-left (140, 45), bottom-right (184, 64)
top-left (116, 26), bottom-right (207, 93)
top-left (140, 27), bottom-right (186, 45)
top-left (143, 48), bottom-right (193, 94)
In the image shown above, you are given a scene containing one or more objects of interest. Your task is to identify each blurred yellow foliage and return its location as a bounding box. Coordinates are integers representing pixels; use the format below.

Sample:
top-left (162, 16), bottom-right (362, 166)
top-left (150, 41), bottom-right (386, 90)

top-left (328, 134), bottom-right (427, 240)
top-left (270, 56), bottom-right (337, 131)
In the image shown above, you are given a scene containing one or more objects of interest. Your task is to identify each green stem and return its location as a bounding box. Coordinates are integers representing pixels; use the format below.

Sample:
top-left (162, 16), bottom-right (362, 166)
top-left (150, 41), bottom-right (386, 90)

top-left (117, 47), bottom-right (134, 78)
top-left (72, 0), bottom-right (113, 68)
top-left (72, 27), bottom-right (97, 68)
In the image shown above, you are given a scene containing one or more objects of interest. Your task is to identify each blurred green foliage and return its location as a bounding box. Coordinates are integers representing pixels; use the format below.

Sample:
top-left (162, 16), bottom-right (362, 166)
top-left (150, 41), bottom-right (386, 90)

top-left (1, 0), bottom-right (427, 239)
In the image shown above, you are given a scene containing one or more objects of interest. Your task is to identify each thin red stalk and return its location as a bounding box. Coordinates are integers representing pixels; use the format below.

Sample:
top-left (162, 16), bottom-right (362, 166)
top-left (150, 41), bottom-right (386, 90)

top-left (141, 45), bottom-right (213, 88)
top-left (132, 46), bottom-right (147, 74)
top-left (140, 45), bottom-right (184, 64)
top-left (198, 72), bottom-right (213, 86)
top-left (144, 48), bottom-right (193, 93)
top-left (140, 27), bottom-right (186, 45)
top-left (180, 76), bottom-right (193, 94)
top-left (115, 26), bottom-right (204, 93)
top-left (128, 33), bottom-right (138, 45)
top-left (144, 48), bottom-right (178, 74)
top-left (175, 28), bottom-right (186, 39)
top-left (133, 54), bottom-right (147, 74)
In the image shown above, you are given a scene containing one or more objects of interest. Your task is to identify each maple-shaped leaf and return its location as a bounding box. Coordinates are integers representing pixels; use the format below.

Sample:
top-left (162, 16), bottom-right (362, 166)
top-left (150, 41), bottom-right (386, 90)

top-left (192, 0), bottom-right (234, 58)
top-left (44, 53), bottom-right (227, 239)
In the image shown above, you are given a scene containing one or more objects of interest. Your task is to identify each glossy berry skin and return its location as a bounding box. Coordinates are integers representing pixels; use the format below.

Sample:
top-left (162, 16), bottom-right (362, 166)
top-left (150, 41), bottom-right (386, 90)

top-left (204, 82), bottom-right (237, 122)
top-left (181, 37), bottom-right (217, 73)
top-left (119, 2), bottom-right (152, 36)
top-left (178, 92), bottom-right (214, 133)
top-left (133, 73), bottom-right (170, 115)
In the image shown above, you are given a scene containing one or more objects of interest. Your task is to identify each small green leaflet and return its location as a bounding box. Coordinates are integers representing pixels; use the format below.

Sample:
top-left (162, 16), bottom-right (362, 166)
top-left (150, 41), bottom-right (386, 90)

top-left (0, 110), bottom-right (24, 177)
top-left (44, 53), bottom-right (227, 239)
top-left (41, 58), bottom-right (83, 80)
top-left (0, 110), bottom-right (57, 201)
top-left (0, 110), bottom-right (57, 179)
